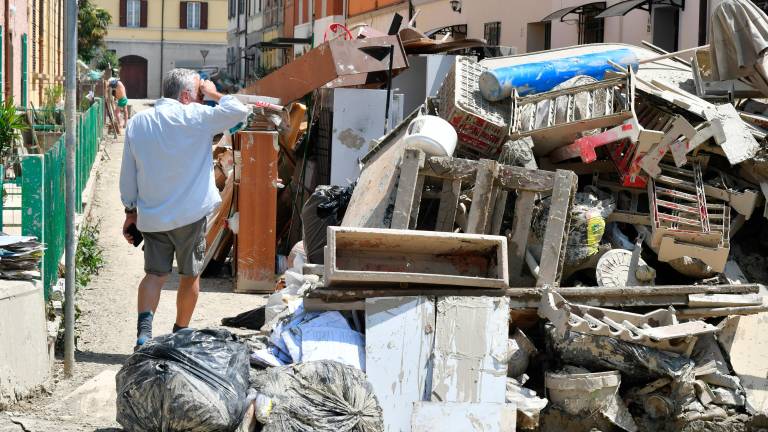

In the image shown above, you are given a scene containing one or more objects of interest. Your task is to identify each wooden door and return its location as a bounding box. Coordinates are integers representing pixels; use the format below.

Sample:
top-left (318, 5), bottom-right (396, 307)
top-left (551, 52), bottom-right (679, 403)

top-left (119, 55), bottom-right (148, 99)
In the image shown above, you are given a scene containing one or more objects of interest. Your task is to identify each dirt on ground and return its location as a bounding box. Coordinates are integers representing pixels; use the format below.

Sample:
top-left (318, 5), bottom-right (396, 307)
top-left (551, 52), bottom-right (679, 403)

top-left (0, 100), bottom-right (266, 431)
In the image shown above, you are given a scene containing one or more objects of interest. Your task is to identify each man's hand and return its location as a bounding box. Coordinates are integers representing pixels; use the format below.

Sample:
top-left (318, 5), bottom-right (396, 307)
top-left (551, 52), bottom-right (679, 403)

top-left (200, 79), bottom-right (223, 102)
top-left (123, 213), bottom-right (138, 244)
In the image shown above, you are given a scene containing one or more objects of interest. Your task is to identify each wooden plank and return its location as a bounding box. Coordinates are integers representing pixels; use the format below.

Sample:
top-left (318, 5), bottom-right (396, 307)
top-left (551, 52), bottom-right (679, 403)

top-left (303, 298), bottom-right (366, 311)
top-left (508, 190), bottom-right (536, 287)
top-left (678, 304), bottom-right (768, 319)
top-left (489, 190), bottom-right (508, 236)
top-left (411, 402), bottom-right (516, 432)
top-left (325, 227), bottom-right (509, 289)
top-left (466, 159), bottom-right (497, 234)
top-left (391, 148), bottom-right (425, 229)
top-left (435, 178), bottom-right (461, 232)
top-left (688, 294), bottom-right (762, 307)
top-left (307, 284), bottom-right (761, 304)
top-left (421, 156), bottom-right (556, 192)
top-left (235, 132), bottom-right (279, 293)
top-left (536, 170), bottom-right (576, 287)
top-left (431, 296), bottom-right (509, 403)
top-left (366, 297), bottom-right (436, 432)
top-left (409, 174), bottom-right (426, 229)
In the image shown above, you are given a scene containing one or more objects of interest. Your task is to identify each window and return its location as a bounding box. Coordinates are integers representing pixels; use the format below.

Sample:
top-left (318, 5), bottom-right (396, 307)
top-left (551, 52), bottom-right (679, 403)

top-left (578, 3), bottom-right (605, 44)
top-left (188, 1), bottom-right (201, 29)
top-left (127, 0), bottom-right (141, 27)
top-left (484, 21), bottom-right (501, 46)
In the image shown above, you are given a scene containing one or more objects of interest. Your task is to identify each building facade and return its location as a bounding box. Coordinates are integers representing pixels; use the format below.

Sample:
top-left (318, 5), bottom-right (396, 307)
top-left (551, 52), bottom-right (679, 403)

top-left (99, 0), bottom-right (228, 98)
top-left (344, 0), bottom-right (727, 55)
top-left (28, 0), bottom-right (64, 107)
top-left (292, 0), bottom-right (344, 57)
top-left (2, 0), bottom-right (30, 105)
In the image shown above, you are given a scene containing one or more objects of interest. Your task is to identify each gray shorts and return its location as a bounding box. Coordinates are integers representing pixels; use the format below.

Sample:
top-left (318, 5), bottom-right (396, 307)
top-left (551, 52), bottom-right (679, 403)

top-left (143, 217), bottom-right (207, 277)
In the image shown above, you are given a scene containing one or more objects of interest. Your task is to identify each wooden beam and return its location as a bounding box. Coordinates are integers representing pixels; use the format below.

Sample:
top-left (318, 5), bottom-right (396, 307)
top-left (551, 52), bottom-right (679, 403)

top-left (435, 178), bottom-right (461, 232)
top-left (507, 191), bottom-right (536, 286)
top-left (466, 159), bottom-right (498, 234)
top-left (536, 170), bottom-right (577, 287)
top-left (421, 156), bottom-right (556, 192)
top-left (391, 148), bottom-right (426, 229)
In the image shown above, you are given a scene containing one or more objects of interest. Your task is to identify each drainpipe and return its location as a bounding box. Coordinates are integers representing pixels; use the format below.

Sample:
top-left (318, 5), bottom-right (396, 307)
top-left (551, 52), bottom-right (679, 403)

top-left (244, 0), bottom-right (248, 81)
top-left (160, 0), bottom-right (165, 91)
top-left (63, 0), bottom-right (77, 377)
top-left (4, 0), bottom-right (10, 98)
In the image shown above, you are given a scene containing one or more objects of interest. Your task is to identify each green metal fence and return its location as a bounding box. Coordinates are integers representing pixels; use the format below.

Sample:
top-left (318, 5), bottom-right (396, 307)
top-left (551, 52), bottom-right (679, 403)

top-left (15, 98), bottom-right (105, 299)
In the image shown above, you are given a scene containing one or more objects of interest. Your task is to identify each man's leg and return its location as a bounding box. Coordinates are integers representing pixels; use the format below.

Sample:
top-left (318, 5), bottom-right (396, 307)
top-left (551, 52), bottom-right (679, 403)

top-left (135, 273), bottom-right (167, 345)
top-left (175, 275), bottom-right (200, 328)
top-left (138, 231), bottom-right (174, 346)
top-left (138, 273), bottom-right (167, 313)
top-left (169, 217), bottom-right (207, 332)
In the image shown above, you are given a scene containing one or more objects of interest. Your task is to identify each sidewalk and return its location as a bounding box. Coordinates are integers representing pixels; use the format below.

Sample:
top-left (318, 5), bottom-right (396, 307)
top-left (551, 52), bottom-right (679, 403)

top-left (0, 100), bottom-right (266, 431)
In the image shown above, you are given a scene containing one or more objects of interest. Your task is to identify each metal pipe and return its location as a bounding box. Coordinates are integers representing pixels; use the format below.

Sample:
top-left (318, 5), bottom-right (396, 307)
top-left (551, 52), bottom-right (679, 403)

top-left (160, 0), bottom-right (165, 87)
top-left (63, 0), bottom-right (77, 376)
top-left (383, 44), bottom-right (394, 134)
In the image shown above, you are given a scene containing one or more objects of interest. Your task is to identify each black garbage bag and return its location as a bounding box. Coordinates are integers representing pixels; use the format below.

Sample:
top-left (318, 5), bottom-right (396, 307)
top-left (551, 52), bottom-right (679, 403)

top-left (221, 306), bottom-right (266, 330)
top-left (301, 185), bottom-right (354, 264)
top-left (116, 328), bottom-right (251, 432)
top-left (252, 360), bottom-right (383, 432)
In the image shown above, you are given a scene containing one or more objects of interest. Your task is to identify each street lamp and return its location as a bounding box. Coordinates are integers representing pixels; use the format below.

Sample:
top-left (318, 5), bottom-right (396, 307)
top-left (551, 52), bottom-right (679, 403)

top-left (450, 0), bottom-right (461, 13)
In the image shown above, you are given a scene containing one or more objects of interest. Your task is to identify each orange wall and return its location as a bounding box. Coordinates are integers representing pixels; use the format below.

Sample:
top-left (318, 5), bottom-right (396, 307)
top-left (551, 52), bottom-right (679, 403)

top-left (348, 0), bottom-right (404, 17)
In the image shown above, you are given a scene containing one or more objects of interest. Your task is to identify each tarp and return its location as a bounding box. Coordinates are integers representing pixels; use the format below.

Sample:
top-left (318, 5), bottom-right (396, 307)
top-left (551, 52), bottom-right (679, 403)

top-left (709, 0), bottom-right (768, 81)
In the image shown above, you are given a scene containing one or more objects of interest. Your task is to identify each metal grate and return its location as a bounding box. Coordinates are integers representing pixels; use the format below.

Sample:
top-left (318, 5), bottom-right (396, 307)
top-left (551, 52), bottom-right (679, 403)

top-left (484, 21), bottom-right (501, 46)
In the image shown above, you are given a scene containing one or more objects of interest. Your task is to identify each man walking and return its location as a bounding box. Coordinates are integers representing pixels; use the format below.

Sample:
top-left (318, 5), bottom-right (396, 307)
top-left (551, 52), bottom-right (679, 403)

top-left (119, 68), bottom-right (249, 348)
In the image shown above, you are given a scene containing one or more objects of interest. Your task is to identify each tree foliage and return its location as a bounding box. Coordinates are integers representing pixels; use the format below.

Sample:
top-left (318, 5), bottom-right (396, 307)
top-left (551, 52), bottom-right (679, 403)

top-left (78, 0), bottom-right (112, 64)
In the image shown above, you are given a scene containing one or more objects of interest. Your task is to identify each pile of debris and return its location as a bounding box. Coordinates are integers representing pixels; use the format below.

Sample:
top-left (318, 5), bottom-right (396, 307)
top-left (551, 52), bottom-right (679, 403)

top-left (118, 2), bottom-right (768, 431)
top-left (0, 235), bottom-right (45, 280)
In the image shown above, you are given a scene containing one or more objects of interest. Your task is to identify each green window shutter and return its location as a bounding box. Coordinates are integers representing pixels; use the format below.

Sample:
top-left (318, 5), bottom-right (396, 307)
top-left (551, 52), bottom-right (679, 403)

top-left (21, 33), bottom-right (28, 107)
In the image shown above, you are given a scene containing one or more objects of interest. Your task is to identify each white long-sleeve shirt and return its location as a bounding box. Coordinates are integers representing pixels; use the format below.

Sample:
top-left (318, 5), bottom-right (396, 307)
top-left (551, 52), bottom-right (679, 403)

top-left (120, 96), bottom-right (249, 232)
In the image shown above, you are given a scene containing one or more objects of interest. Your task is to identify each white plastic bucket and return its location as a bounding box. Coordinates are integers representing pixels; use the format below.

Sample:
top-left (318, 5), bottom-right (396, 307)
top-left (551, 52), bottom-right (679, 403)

top-left (402, 115), bottom-right (458, 156)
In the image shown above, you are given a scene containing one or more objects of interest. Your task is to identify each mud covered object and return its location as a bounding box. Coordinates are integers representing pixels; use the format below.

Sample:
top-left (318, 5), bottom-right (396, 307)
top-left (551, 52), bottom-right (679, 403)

top-left (546, 325), bottom-right (694, 383)
top-left (252, 360), bottom-right (383, 432)
top-left (115, 328), bottom-right (251, 432)
top-left (301, 185), bottom-right (354, 264)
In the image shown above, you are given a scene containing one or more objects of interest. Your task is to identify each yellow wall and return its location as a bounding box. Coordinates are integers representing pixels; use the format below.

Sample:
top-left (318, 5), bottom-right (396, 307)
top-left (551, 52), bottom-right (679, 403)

top-left (29, 0), bottom-right (65, 107)
top-left (99, 0), bottom-right (228, 43)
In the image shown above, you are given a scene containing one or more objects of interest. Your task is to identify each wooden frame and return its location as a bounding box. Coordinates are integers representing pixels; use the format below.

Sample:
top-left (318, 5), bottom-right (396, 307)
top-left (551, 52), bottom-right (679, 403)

top-left (390, 150), bottom-right (577, 287)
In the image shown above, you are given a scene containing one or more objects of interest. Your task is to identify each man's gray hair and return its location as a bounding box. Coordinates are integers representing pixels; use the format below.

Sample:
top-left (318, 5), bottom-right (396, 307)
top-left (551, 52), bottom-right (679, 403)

top-left (162, 68), bottom-right (199, 100)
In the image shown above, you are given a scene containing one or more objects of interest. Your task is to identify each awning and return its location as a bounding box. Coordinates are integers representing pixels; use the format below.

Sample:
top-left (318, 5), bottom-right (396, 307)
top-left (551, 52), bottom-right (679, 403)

top-left (595, 0), bottom-right (684, 18)
top-left (541, 2), bottom-right (606, 22)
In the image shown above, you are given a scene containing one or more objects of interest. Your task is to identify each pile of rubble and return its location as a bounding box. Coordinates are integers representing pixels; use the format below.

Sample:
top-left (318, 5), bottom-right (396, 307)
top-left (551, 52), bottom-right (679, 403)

top-left (120, 3), bottom-right (768, 431)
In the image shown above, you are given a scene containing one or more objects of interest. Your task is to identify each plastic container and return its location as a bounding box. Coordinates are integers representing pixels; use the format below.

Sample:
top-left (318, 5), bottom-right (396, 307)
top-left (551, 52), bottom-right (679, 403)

top-left (545, 369), bottom-right (620, 415)
top-left (402, 115), bottom-right (458, 156)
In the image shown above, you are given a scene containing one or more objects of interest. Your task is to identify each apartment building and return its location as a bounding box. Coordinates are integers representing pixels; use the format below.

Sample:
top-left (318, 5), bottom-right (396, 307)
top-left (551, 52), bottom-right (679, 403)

top-left (2, 0), bottom-right (30, 105)
top-left (98, 0), bottom-right (228, 98)
top-left (28, 0), bottom-right (64, 107)
top-left (344, 0), bottom-right (721, 55)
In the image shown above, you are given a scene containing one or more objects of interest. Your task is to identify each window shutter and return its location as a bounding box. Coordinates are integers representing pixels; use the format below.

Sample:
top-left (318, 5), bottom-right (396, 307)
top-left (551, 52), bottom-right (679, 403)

top-left (180, 1), bottom-right (188, 28)
top-left (140, 0), bottom-right (148, 27)
top-left (201, 2), bottom-right (208, 29)
top-left (119, 0), bottom-right (127, 26)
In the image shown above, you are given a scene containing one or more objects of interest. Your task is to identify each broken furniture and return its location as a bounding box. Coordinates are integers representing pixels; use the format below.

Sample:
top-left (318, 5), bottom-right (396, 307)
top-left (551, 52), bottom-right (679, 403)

top-left (649, 161), bottom-right (731, 273)
top-left (509, 73), bottom-right (635, 156)
top-left (539, 290), bottom-right (719, 355)
top-left (234, 131), bottom-right (279, 293)
top-left (324, 227), bottom-right (509, 289)
top-left (242, 35), bottom-right (408, 104)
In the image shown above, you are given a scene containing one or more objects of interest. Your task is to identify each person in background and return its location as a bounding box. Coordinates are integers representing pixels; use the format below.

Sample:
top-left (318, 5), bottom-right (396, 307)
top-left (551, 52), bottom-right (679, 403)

top-left (109, 77), bottom-right (130, 128)
top-left (119, 68), bottom-right (249, 349)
